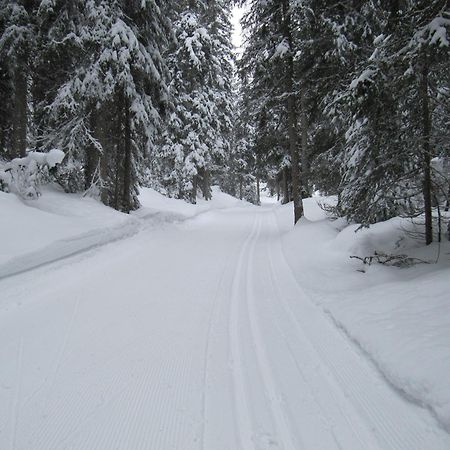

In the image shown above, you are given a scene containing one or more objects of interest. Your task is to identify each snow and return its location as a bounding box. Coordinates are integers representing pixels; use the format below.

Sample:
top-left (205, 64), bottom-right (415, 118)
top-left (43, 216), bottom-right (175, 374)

top-left (0, 187), bottom-right (135, 278)
top-left (0, 186), bottom-right (248, 279)
top-left (427, 17), bottom-right (450, 47)
top-left (41, 149), bottom-right (65, 168)
top-left (350, 68), bottom-right (377, 89)
top-left (0, 188), bottom-right (449, 449)
top-left (273, 39), bottom-right (290, 58)
top-left (280, 197), bottom-right (450, 433)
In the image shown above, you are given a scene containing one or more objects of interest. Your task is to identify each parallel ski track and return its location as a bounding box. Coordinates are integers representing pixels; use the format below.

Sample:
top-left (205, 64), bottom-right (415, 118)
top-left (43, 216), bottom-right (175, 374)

top-left (4, 207), bottom-right (450, 449)
top-left (228, 216), bottom-right (259, 449)
top-left (200, 217), bottom-right (255, 450)
top-left (245, 216), bottom-right (298, 450)
top-left (266, 209), bottom-right (450, 450)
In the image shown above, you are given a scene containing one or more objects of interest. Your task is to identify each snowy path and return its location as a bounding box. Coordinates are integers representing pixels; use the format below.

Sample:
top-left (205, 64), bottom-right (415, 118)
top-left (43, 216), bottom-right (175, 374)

top-left (0, 206), bottom-right (449, 449)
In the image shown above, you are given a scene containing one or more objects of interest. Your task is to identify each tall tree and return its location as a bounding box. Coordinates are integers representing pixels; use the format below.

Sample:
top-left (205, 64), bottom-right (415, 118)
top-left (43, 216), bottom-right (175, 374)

top-left (44, 0), bottom-right (171, 211)
top-left (0, 0), bottom-right (37, 158)
top-left (156, 0), bottom-right (233, 203)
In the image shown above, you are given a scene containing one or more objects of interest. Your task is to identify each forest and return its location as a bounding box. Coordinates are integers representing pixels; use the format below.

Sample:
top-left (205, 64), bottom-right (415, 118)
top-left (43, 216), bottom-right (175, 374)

top-left (1, 0), bottom-right (449, 242)
top-left (2, 2), bottom-right (450, 448)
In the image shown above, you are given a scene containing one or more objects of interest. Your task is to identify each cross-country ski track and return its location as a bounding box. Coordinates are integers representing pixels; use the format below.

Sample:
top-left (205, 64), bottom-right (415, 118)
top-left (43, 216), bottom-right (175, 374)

top-left (1, 204), bottom-right (449, 449)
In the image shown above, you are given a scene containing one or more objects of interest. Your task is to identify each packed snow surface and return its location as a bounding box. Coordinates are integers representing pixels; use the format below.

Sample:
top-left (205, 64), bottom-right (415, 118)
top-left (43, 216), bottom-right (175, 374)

top-left (0, 187), bottom-right (449, 449)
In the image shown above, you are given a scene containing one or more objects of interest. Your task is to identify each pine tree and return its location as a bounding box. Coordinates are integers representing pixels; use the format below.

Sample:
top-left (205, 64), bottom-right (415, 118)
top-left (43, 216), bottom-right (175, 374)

top-left (329, 0), bottom-right (449, 243)
top-left (44, 0), bottom-right (171, 211)
top-left (157, 0), bottom-right (233, 203)
top-left (0, 0), bottom-right (37, 159)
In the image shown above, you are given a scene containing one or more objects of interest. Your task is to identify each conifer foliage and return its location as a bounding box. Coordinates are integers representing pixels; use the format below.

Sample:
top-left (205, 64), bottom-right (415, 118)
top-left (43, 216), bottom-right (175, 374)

top-left (236, 0), bottom-right (449, 241)
top-left (0, 0), bottom-right (233, 211)
top-left (156, 0), bottom-right (233, 203)
top-left (1, 1), bottom-right (449, 243)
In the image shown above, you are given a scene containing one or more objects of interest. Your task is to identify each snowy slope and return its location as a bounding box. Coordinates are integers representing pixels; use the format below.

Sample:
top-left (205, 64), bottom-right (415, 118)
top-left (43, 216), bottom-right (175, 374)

top-left (0, 186), bottom-right (248, 279)
top-left (280, 197), bottom-right (450, 433)
top-left (0, 189), bottom-right (449, 449)
top-left (0, 187), bottom-right (136, 279)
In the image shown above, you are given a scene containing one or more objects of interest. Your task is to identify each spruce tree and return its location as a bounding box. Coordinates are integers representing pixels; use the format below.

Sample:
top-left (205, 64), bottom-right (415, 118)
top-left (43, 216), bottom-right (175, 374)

top-left (44, 0), bottom-right (171, 211)
top-left (157, 0), bottom-right (233, 203)
top-left (0, 0), bottom-right (37, 159)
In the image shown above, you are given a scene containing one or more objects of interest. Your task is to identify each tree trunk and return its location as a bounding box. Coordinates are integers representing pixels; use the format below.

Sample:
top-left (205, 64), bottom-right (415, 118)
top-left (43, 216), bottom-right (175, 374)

top-left (420, 52), bottom-right (433, 245)
top-left (282, 166), bottom-right (289, 204)
top-left (239, 175), bottom-right (243, 200)
top-left (12, 69), bottom-right (27, 158)
top-left (123, 96), bottom-right (132, 213)
top-left (300, 88), bottom-right (309, 197)
top-left (85, 109), bottom-right (100, 191)
top-left (282, 0), bottom-right (302, 224)
top-left (98, 105), bottom-right (110, 207)
top-left (256, 174), bottom-right (260, 205)
top-left (113, 97), bottom-right (122, 211)
top-left (191, 175), bottom-right (198, 204)
top-left (201, 168), bottom-right (212, 200)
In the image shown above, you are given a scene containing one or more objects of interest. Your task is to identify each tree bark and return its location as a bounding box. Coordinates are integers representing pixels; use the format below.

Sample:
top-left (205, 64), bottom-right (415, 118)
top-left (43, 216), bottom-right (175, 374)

top-left (420, 52), bottom-right (433, 245)
top-left (85, 108), bottom-right (100, 191)
top-left (282, 0), bottom-right (302, 223)
top-left (300, 88), bottom-right (309, 197)
top-left (191, 175), bottom-right (197, 204)
top-left (282, 166), bottom-right (289, 204)
top-left (98, 105), bottom-right (110, 207)
top-left (123, 96), bottom-right (132, 213)
top-left (201, 168), bottom-right (212, 200)
top-left (12, 69), bottom-right (27, 158)
top-left (256, 174), bottom-right (260, 205)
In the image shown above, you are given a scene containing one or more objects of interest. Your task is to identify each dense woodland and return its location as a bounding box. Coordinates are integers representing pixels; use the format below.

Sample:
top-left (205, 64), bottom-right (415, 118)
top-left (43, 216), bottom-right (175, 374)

top-left (0, 0), bottom-right (449, 243)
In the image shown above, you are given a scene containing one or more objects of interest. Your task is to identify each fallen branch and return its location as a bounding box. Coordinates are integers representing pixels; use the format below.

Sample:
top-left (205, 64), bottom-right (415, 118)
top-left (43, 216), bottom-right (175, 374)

top-left (350, 251), bottom-right (429, 268)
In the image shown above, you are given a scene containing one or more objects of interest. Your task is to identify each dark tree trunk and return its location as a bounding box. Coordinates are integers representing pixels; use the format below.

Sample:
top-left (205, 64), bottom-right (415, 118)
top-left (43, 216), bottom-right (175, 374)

top-left (113, 93), bottom-right (123, 211)
top-left (201, 168), bottom-right (212, 200)
top-left (12, 69), bottom-right (27, 158)
top-left (256, 174), bottom-right (260, 205)
top-left (191, 175), bottom-right (198, 204)
top-left (85, 109), bottom-right (100, 191)
top-left (300, 88), bottom-right (309, 197)
top-left (282, 166), bottom-right (289, 204)
top-left (123, 96), bottom-right (132, 213)
top-left (96, 102), bottom-right (117, 208)
top-left (282, 0), bottom-right (302, 223)
top-left (98, 106), bottom-right (110, 207)
top-left (420, 52), bottom-right (433, 245)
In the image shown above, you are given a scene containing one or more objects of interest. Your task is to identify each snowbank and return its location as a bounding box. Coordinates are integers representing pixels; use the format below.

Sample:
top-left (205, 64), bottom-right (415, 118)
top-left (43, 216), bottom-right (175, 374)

top-left (0, 187), bottom-right (135, 278)
top-left (279, 197), bottom-right (450, 431)
top-left (0, 185), bottom-right (250, 279)
top-left (137, 185), bottom-right (250, 219)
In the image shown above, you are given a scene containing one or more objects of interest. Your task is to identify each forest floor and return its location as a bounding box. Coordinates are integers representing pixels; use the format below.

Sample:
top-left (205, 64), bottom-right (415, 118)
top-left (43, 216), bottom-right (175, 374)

top-left (0, 186), bottom-right (449, 449)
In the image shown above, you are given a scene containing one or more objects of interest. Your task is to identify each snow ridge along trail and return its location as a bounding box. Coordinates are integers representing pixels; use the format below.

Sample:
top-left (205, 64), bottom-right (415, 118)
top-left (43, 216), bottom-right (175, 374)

top-left (265, 209), bottom-right (449, 449)
top-left (1, 204), bottom-right (449, 449)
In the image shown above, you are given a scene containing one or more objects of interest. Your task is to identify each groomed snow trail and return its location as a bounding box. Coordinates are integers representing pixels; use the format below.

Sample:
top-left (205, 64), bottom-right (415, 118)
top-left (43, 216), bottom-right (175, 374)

top-left (0, 206), bottom-right (449, 449)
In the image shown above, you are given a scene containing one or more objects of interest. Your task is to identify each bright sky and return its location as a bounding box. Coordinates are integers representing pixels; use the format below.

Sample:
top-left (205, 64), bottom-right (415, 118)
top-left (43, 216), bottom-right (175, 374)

top-left (231, 6), bottom-right (245, 56)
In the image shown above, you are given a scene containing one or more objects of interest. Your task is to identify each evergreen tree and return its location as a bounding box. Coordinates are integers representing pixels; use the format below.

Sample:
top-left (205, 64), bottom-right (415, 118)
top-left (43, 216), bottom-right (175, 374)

top-left (157, 0), bottom-right (233, 203)
top-left (44, 0), bottom-right (171, 211)
top-left (0, 0), bottom-right (37, 158)
top-left (331, 0), bottom-right (449, 243)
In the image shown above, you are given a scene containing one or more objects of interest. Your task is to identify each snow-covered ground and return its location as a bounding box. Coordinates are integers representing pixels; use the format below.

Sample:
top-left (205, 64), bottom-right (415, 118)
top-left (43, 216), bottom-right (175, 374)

top-left (0, 187), bottom-right (449, 449)
top-left (279, 197), bottom-right (450, 435)
top-left (0, 186), bottom-right (245, 279)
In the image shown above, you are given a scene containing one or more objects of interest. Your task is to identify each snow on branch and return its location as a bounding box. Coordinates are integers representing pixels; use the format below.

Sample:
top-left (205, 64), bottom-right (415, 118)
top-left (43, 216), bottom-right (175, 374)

top-left (0, 149), bottom-right (65, 199)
